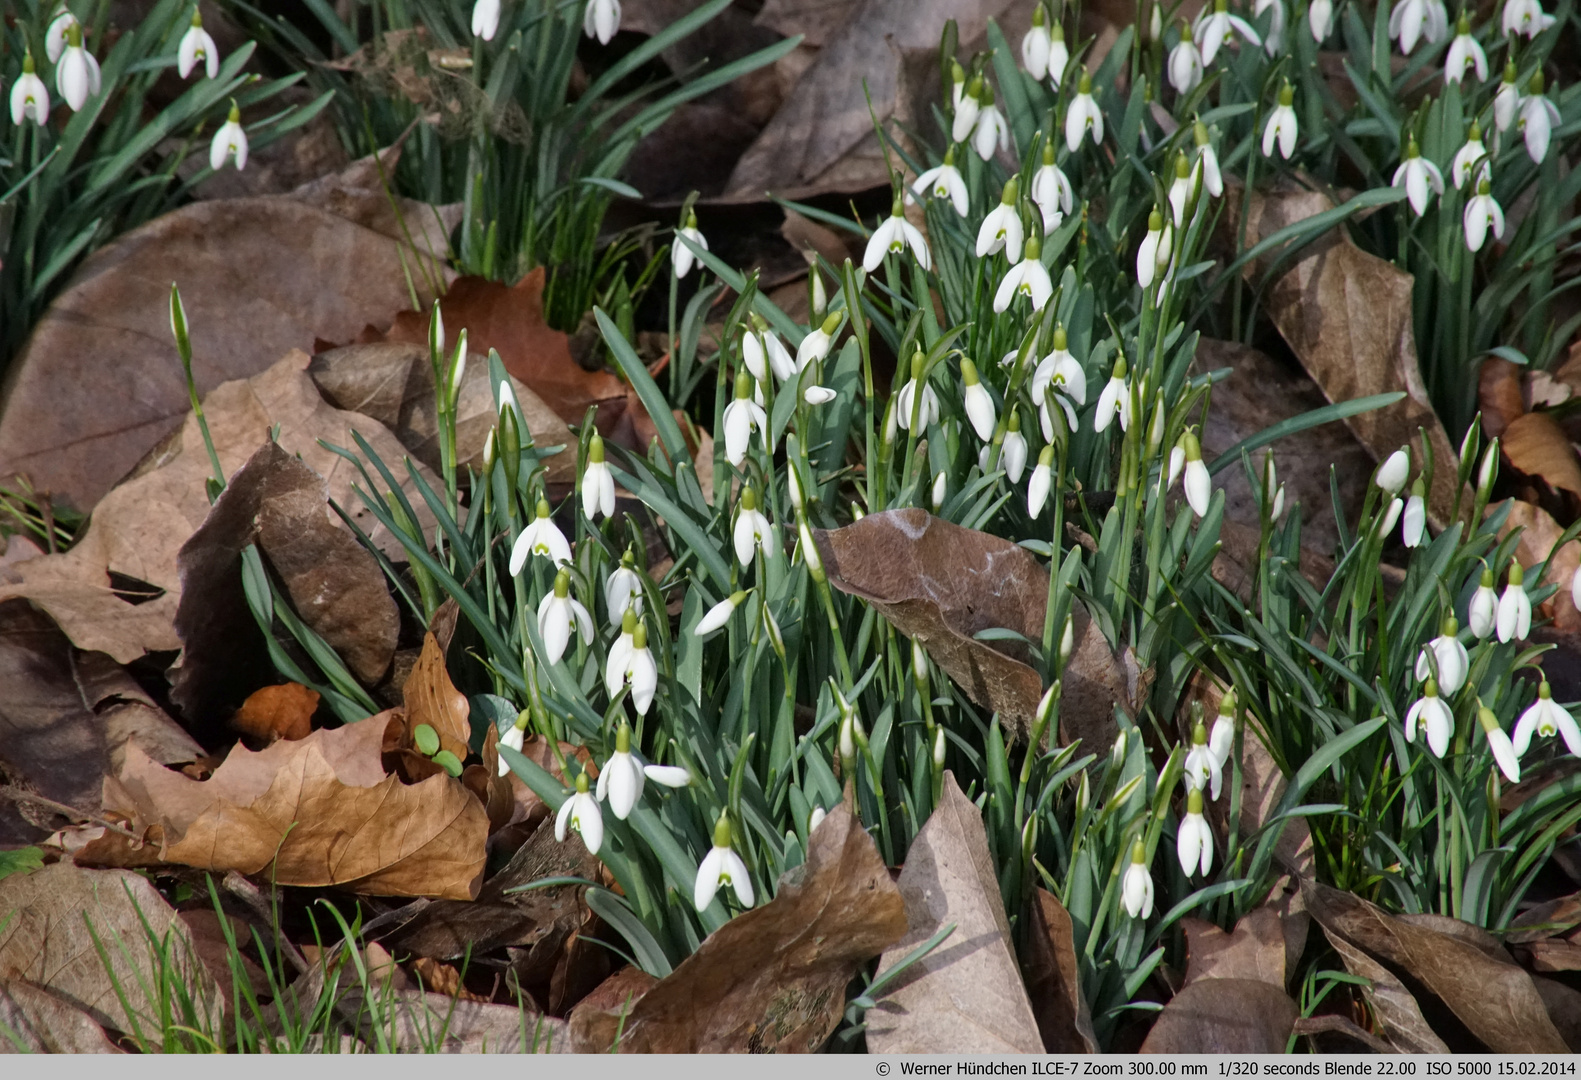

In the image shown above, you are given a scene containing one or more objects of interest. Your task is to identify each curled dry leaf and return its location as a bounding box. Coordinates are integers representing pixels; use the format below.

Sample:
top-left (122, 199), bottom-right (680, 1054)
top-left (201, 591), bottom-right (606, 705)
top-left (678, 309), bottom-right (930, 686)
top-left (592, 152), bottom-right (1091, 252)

top-left (1479, 357), bottom-right (1527, 440)
top-left (0, 598), bottom-right (201, 844)
top-left (568, 801), bottom-right (907, 1052)
top-left (1303, 880), bottom-right (1566, 1052)
top-left (1502, 411), bottom-right (1581, 500)
top-left (1138, 978), bottom-right (1299, 1053)
top-left (0, 863), bottom-right (221, 1041)
top-left (1496, 499), bottom-right (1581, 632)
top-left (309, 342), bottom-right (575, 485)
top-left (401, 632), bottom-right (474, 765)
top-left (0, 154), bottom-right (457, 514)
top-left (1022, 888), bottom-right (1099, 1052)
top-left (232, 683), bottom-right (321, 743)
top-left (1322, 929), bottom-right (1448, 1052)
top-left (866, 772), bottom-right (1043, 1054)
top-left (0, 351), bottom-right (435, 666)
top-left (81, 712), bottom-right (488, 900)
top-left (813, 508), bottom-right (1126, 748)
top-left (1242, 184), bottom-right (1458, 525)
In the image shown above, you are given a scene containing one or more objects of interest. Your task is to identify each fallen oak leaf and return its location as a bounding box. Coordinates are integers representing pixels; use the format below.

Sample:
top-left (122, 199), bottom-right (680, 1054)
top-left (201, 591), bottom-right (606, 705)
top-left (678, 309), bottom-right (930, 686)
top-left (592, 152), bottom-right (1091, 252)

top-left (567, 800), bottom-right (907, 1052)
top-left (80, 712), bottom-right (488, 900)
top-left (813, 508), bottom-right (1126, 748)
top-left (865, 772), bottom-right (1043, 1054)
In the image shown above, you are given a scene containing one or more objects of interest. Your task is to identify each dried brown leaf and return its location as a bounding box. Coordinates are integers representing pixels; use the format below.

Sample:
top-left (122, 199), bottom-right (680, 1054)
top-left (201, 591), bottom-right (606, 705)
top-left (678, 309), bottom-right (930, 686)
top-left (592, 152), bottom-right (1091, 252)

top-left (1479, 357), bottom-right (1527, 439)
top-left (1303, 881), bottom-right (1566, 1052)
top-left (569, 801), bottom-right (907, 1052)
top-left (1496, 500), bottom-right (1581, 632)
top-left (1322, 930), bottom-right (1449, 1053)
top-left (1503, 412), bottom-right (1581, 498)
top-left (0, 863), bottom-right (221, 1039)
top-left (84, 714), bottom-right (487, 899)
top-left (1181, 908), bottom-right (1288, 989)
top-left (0, 351), bottom-right (434, 665)
top-left (1138, 978), bottom-right (1299, 1052)
top-left (0, 599), bottom-right (201, 844)
top-left (0, 977), bottom-right (122, 1053)
top-left (232, 683), bottom-right (320, 743)
top-left (1022, 888), bottom-right (1098, 1052)
top-left (309, 342), bottom-right (575, 485)
top-left (0, 173), bottom-right (456, 513)
top-left (402, 632), bottom-right (473, 765)
top-left (866, 773), bottom-right (1042, 1054)
top-left (813, 508), bottom-right (1126, 747)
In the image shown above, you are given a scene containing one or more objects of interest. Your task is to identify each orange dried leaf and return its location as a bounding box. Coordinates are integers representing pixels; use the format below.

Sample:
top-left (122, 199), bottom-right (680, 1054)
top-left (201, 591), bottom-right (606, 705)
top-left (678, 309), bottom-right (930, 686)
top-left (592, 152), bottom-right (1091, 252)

top-left (232, 682), bottom-right (320, 742)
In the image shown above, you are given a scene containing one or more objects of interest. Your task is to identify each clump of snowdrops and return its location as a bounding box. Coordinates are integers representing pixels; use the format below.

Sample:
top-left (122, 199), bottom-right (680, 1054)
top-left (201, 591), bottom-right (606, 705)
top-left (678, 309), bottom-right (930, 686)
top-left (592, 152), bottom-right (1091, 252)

top-left (2, 0), bottom-right (327, 367)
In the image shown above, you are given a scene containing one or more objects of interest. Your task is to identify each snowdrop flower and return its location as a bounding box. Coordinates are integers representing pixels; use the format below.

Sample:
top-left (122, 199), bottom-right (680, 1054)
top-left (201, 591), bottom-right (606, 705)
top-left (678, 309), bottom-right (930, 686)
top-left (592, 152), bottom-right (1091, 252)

top-left (472, 0), bottom-right (501, 39)
top-left (1405, 678), bottom-right (1453, 758)
top-left (210, 101), bottom-right (248, 171)
top-left (1262, 83), bottom-right (1298, 159)
top-left (696, 589), bottom-right (748, 638)
top-left (1208, 689), bottom-right (1237, 768)
top-left (1573, 564), bottom-right (1581, 615)
top-left (1497, 562), bottom-right (1531, 642)
top-left (931, 470), bottom-right (948, 510)
top-left (1392, 138), bottom-right (1445, 216)
top-left (537, 569), bottom-right (594, 665)
top-left (604, 550), bottom-right (644, 627)
top-left (1177, 788), bottom-right (1214, 876)
top-left (1520, 72), bottom-right (1562, 164)
top-left (1402, 478), bottom-right (1427, 546)
top-left (596, 723), bottom-right (691, 820)
top-left (722, 369), bottom-right (767, 466)
top-left (972, 86), bottom-right (1010, 161)
top-left (584, 0), bottom-right (621, 44)
top-left (1168, 153), bottom-right (1195, 225)
top-left (897, 351), bottom-right (941, 431)
top-left (1502, 0), bottom-right (1555, 38)
top-left (608, 619), bottom-right (657, 714)
top-left (804, 385), bottom-right (837, 405)
top-left (1193, 120), bottom-right (1225, 198)
top-left (695, 816), bottom-right (754, 911)
top-left (1375, 447), bottom-right (1410, 495)
top-left (1469, 566), bottom-right (1499, 639)
top-left (581, 434), bottom-right (615, 520)
top-left (733, 486), bottom-right (774, 569)
top-left (1137, 209), bottom-right (1174, 289)
top-left (1376, 497), bottom-right (1404, 539)
top-left (1514, 681), bottom-right (1581, 759)
top-left (1122, 840), bottom-right (1154, 918)
top-left (1180, 431), bottom-right (1212, 517)
top-left (1001, 411), bottom-right (1029, 483)
top-left (9, 53), bottom-right (49, 127)
top-left (510, 499), bottom-right (572, 572)
top-left (45, 8), bottom-right (77, 63)
top-left (911, 147), bottom-right (969, 217)
top-left (1065, 73), bottom-right (1104, 152)
top-left (1479, 707), bottom-right (1521, 783)
top-left (863, 197), bottom-right (931, 271)
top-left (1308, 0), bottom-right (1335, 40)
top-left (1094, 357), bottom-right (1130, 433)
top-left (1463, 177), bottom-right (1505, 253)
top-left (1028, 446), bottom-right (1055, 517)
top-left (1184, 721), bottom-right (1223, 799)
top-left (55, 22), bottom-right (100, 112)
top-left (1255, 0), bottom-right (1286, 52)
top-left (961, 359), bottom-right (997, 442)
top-left (952, 72), bottom-right (982, 142)
top-left (555, 772), bottom-right (603, 854)
top-left (1416, 616), bottom-right (1469, 695)
top-left (1024, 4), bottom-right (1054, 78)
top-left (1168, 442), bottom-right (1186, 490)
top-left (1389, 0), bottom-right (1447, 54)
top-left (1168, 29), bottom-right (1204, 96)
top-left (1452, 121), bottom-right (1490, 188)
top-left (1030, 142), bottom-right (1074, 232)
top-left (497, 719), bottom-right (525, 777)
top-left (743, 318), bottom-right (795, 383)
top-left (1032, 328), bottom-right (1085, 428)
top-left (1196, 0), bottom-right (1262, 64)
top-left (1444, 14), bottom-right (1487, 84)
top-left (796, 312), bottom-right (840, 372)
top-left (672, 211), bottom-right (707, 278)
top-left (177, 10), bottom-right (220, 80)
top-left (994, 235), bottom-right (1053, 312)
top-left (1047, 23), bottom-right (1070, 85)
top-left (1494, 62), bottom-right (1521, 134)
top-left (977, 178), bottom-right (1025, 263)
